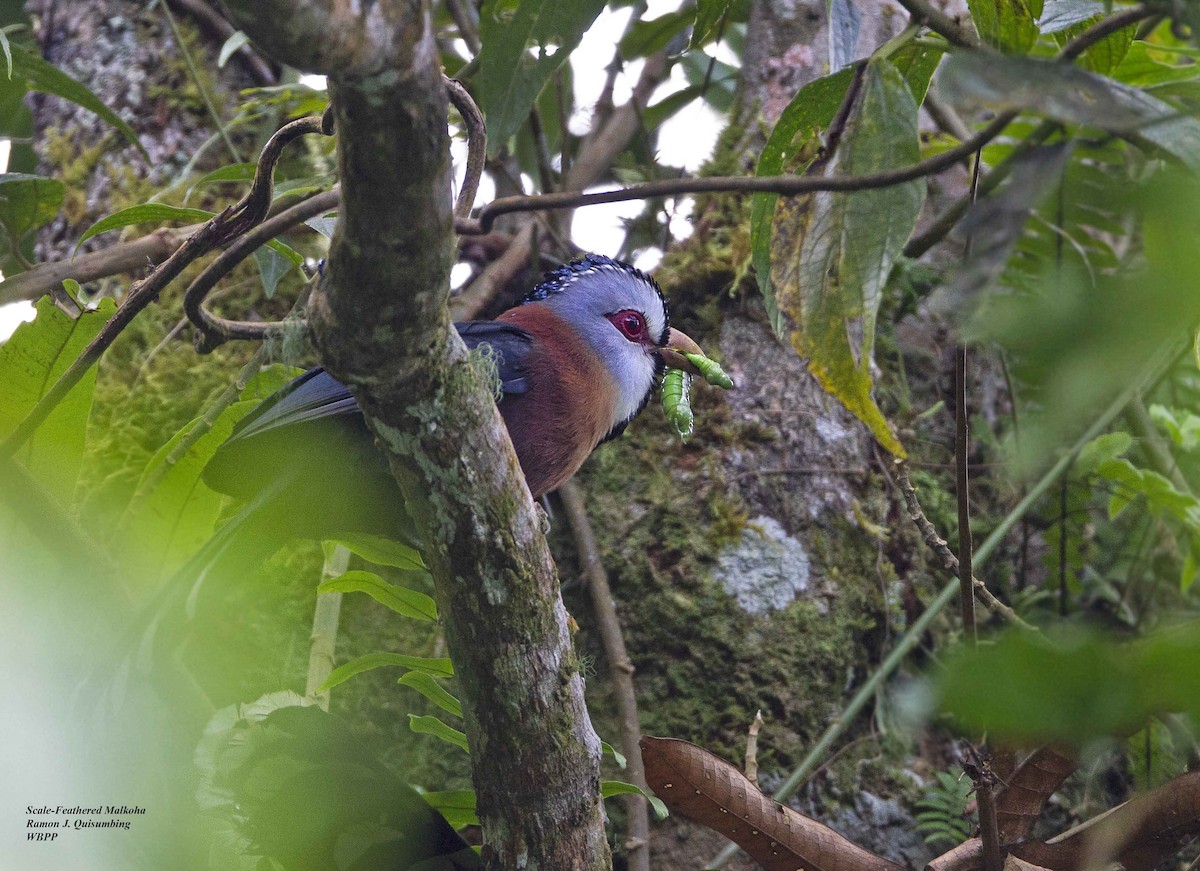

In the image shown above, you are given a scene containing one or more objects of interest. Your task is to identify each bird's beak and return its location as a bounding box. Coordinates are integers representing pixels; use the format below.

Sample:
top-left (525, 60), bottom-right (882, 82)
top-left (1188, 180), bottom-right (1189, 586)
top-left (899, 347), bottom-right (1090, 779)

top-left (659, 327), bottom-right (705, 376)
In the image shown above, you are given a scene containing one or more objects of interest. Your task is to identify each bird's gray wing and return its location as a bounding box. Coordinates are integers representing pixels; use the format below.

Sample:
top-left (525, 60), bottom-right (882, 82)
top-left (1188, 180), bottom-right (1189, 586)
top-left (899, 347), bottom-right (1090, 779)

top-left (225, 321), bottom-right (532, 445)
top-left (455, 321), bottom-right (533, 395)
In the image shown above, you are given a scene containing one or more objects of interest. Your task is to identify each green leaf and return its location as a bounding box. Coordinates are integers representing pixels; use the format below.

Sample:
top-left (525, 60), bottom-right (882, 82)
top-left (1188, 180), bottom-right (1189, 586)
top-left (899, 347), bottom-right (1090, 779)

top-left (116, 398), bottom-right (261, 583)
top-left (0, 25), bottom-right (11, 79)
top-left (317, 653), bottom-right (454, 693)
top-left (318, 569), bottom-right (438, 621)
top-left (752, 67), bottom-right (856, 333)
top-left (770, 59), bottom-right (922, 457)
top-left (397, 671), bottom-right (462, 717)
top-left (408, 714), bottom-right (469, 753)
top-left (937, 625), bottom-right (1200, 745)
top-left (252, 244), bottom-right (293, 299)
top-left (690, 0), bottom-right (732, 51)
top-left (7, 41), bottom-right (146, 157)
top-left (939, 52), bottom-right (1200, 170)
top-left (968, 0), bottom-right (1039, 53)
top-left (331, 531), bottom-right (426, 571)
top-left (76, 203), bottom-right (215, 250)
top-left (601, 740), bottom-right (627, 769)
top-left (422, 790), bottom-right (478, 830)
top-left (642, 83), bottom-right (707, 131)
top-left (620, 9), bottom-right (692, 60)
top-left (0, 295), bottom-right (115, 505)
top-left (0, 172), bottom-right (63, 241)
top-left (937, 628), bottom-right (1146, 743)
top-left (185, 162), bottom-right (257, 203)
top-left (1113, 42), bottom-right (1200, 87)
top-left (477, 0), bottom-right (606, 156)
top-left (1149, 404), bottom-right (1200, 452)
top-left (601, 781), bottom-right (669, 820)
top-left (217, 30), bottom-right (250, 68)
top-left (1074, 431), bottom-right (1132, 477)
top-left (1054, 15), bottom-right (1134, 76)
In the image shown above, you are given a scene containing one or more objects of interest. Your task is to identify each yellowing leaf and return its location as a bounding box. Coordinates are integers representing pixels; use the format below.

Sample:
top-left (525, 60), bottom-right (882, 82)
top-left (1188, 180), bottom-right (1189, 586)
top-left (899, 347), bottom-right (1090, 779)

top-left (770, 60), bottom-right (922, 457)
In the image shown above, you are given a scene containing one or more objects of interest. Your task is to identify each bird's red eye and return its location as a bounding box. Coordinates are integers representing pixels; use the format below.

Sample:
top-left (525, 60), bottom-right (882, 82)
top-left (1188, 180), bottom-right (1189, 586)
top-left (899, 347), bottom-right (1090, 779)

top-left (608, 310), bottom-right (646, 342)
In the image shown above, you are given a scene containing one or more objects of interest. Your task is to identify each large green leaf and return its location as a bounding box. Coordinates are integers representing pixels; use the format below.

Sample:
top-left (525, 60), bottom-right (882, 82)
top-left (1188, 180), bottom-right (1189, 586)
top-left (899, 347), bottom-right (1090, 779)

top-left (769, 59), bottom-right (923, 457)
top-left (751, 67), bottom-right (856, 333)
top-left (968, 0), bottom-right (1039, 53)
top-left (0, 295), bottom-right (115, 505)
top-left (0, 172), bottom-right (63, 241)
top-left (939, 52), bottom-right (1200, 170)
top-left (477, 0), bottom-right (606, 156)
top-left (6, 41), bottom-right (146, 157)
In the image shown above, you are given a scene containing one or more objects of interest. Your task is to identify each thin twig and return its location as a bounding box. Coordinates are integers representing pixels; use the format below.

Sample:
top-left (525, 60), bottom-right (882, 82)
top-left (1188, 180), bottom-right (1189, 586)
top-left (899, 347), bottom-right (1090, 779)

top-left (894, 460), bottom-right (1036, 631)
top-left (458, 113), bottom-right (1013, 235)
top-left (445, 77), bottom-right (486, 219)
top-left (184, 188), bottom-right (338, 349)
top-left (559, 480), bottom-right (651, 871)
top-left (445, 0), bottom-right (481, 53)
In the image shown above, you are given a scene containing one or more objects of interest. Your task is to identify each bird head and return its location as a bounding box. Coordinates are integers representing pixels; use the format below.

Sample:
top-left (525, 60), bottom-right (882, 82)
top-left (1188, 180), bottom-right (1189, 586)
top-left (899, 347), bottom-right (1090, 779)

top-left (521, 254), bottom-right (705, 438)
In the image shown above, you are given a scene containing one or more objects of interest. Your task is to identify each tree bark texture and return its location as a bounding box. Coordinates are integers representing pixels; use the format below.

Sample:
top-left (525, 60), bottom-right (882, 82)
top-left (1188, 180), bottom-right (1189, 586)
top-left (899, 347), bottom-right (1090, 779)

top-left (223, 2), bottom-right (612, 868)
top-left (25, 0), bottom-right (252, 263)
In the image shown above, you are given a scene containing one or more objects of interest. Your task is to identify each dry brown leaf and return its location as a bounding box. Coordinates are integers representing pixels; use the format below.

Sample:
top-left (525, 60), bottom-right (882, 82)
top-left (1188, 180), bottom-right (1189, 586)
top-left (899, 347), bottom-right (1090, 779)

top-left (995, 747), bottom-right (1078, 842)
top-left (640, 736), bottom-right (907, 871)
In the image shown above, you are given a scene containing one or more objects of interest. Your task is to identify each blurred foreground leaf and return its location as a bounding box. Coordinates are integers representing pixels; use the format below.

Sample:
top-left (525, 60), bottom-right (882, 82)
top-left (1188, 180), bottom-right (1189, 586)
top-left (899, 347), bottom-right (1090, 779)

top-left (936, 624), bottom-right (1200, 745)
top-left (0, 295), bottom-right (115, 504)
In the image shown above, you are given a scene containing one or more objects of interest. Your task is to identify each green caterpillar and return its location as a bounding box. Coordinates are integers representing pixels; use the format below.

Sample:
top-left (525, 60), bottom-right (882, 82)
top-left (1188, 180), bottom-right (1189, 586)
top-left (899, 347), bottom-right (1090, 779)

top-left (661, 368), bottom-right (694, 439)
top-left (682, 352), bottom-right (734, 390)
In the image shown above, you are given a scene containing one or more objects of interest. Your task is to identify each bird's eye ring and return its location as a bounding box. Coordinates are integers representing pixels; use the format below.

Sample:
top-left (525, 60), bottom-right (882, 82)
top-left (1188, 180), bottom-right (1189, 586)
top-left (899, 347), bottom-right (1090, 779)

top-left (609, 309), bottom-right (646, 342)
